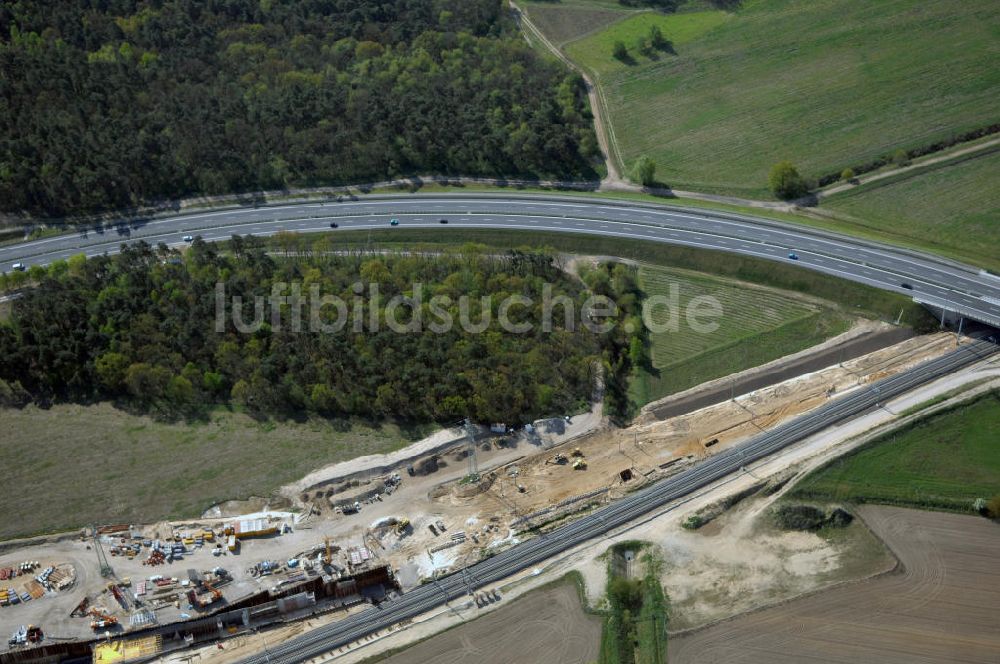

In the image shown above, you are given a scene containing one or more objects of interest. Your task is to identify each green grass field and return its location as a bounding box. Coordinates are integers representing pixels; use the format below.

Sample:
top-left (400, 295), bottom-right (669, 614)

top-left (821, 148), bottom-right (1000, 270)
top-left (566, 10), bottom-right (730, 75)
top-left (0, 404), bottom-right (432, 540)
top-left (630, 264), bottom-right (853, 405)
top-left (559, 0), bottom-right (1000, 198)
top-left (791, 391), bottom-right (1000, 512)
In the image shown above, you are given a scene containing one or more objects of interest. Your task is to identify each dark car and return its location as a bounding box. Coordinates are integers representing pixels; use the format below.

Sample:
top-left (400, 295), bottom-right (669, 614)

top-left (329, 222), bottom-right (339, 228)
top-left (390, 218), bottom-right (400, 226)
top-left (787, 252), bottom-right (799, 260)
top-left (439, 218), bottom-right (448, 224)
top-left (901, 282), bottom-right (913, 290)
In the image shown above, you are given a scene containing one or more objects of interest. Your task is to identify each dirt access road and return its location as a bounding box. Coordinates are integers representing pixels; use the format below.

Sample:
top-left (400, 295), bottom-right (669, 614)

top-left (669, 506), bottom-right (1000, 664)
top-left (375, 580), bottom-right (601, 664)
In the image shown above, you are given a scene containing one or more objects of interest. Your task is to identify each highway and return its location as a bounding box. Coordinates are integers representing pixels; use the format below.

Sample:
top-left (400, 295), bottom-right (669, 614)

top-left (3, 193), bottom-right (1000, 326)
top-left (233, 338), bottom-right (996, 664)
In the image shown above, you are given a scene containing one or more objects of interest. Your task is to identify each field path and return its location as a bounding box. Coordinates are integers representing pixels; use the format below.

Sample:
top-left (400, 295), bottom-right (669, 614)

top-left (669, 506), bottom-right (1000, 663)
top-left (818, 136), bottom-right (1000, 199)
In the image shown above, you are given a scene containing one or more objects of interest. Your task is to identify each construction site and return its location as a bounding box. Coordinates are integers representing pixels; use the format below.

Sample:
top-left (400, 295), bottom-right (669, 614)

top-left (0, 329), bottom-right (974, 663)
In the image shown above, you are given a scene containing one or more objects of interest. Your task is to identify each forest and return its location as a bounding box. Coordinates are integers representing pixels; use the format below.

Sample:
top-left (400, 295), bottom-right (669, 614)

top-left (0, 0), bottom-right (600, 217)
top-left (0, 238), bottom-right (642, 424)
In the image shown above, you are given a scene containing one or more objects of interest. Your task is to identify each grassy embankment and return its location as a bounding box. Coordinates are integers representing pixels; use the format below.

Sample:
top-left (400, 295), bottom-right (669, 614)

top-left (631, 263), bottom-right (852, 406)
top-left (791, 390), bottom-right (1000, 512)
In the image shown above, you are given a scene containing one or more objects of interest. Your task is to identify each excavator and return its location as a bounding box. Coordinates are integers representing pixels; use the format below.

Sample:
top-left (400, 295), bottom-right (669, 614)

top-left (199, 580), bottom-right (223, 607)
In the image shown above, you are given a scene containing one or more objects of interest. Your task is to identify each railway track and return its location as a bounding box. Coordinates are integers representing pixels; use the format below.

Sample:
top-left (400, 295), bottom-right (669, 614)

top-left (236, 338), bottom-right (997, 664)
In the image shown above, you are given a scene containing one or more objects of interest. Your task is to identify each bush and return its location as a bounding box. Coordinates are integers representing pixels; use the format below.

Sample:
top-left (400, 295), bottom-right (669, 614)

top-left (827, 507), bottom-right (854, 528)
top-left (773, 503), bottom-right (828, 530)
top-left (768, 161), bottom-right (809, 199)
top-left (891, 148), bottom-right (910, 167)
top-left (840, 167), bottom-right (855, 181)
top-left (773, 503), bottom-right (854, 530)
top-left (613, 40), bottom-right (629, 61)
top-left (631, 156), bottom-right (657, 186)
top-left (681, 515), bottom-right (704, 530)
top-left (986, 495), bottom-right (1000, 519)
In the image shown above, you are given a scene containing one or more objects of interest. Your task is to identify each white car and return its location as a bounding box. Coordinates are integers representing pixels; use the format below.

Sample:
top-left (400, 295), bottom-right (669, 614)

top-left (182, 235), bottom-right (194, 242)
top-left (11, 262), bottom-right (25, 271)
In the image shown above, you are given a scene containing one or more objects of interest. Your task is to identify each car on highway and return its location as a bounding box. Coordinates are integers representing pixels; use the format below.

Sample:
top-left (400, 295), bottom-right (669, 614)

top-left (11, 262), bottom-right (26, 271)
top-left (390, 218), bottom-right (400, 226)
top-left (901, 282), bottom-right (913, 290)
top-left (329, 222), bottom-right (339, 228)
top-left (787, 252), bottom-right (799, 260)
top-left (182, 235), bottom-right (194, 242)
top-left (439, 218), bottom-right (448, 224)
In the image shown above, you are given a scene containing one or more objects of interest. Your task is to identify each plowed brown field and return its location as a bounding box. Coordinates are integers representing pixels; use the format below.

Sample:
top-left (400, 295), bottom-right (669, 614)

top-left (377, 580), bottom-right (601, 664)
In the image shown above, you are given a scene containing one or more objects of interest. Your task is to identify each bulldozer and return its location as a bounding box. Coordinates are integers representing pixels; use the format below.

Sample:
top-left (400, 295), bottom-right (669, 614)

top-left (572, 459), bottom-right (588, 470)
top-left (571, 447), bottom-right (584, 458)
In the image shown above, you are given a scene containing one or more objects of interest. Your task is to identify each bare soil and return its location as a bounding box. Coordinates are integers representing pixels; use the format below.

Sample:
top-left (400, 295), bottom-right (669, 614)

top-left (430, 333), bottom-right (956, 532)
top-left (669, 506), bottom-right (1000, 663)
top-left (655, 496), bottom-right (894, 630)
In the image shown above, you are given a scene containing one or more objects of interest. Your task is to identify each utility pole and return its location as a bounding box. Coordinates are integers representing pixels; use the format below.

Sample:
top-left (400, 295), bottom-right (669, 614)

top-left (464, 418), bottom-right (478, 480)
top-left (957, 316), bottom-right (965, 345)
top-left (92, 525), bottom-right (113, 578)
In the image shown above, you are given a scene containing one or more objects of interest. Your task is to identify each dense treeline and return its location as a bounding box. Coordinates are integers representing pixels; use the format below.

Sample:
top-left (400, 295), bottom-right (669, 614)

top-left (0, 238), bottom-right (624, 424)
top-left (0, 0), bottom-right (599, 217)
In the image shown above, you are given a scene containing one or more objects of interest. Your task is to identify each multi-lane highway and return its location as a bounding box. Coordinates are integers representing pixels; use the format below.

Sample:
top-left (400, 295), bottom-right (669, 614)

top-left (3, 193), bottom-right (1000, 326)
top-left (232, 338), bottom-right (996, 664)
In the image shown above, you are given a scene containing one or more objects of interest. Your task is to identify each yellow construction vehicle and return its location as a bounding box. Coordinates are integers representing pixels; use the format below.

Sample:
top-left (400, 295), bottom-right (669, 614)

top-left (572, 459), bottom-right (588, 470)
top-left (393, 518), bottom-right (411, 535)
top-left (571, 447), bottom-right (584, 458)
